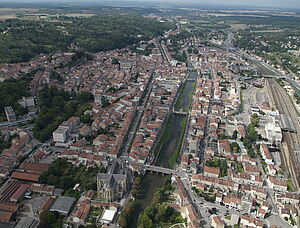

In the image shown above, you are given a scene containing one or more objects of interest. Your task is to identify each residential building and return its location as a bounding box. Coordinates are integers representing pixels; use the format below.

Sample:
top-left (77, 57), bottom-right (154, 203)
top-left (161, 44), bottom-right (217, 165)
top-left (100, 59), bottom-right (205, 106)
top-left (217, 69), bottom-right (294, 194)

top-left (4, 106), bottom-right (16, 122)
top-left (53, 126), bottom-right (69, 143)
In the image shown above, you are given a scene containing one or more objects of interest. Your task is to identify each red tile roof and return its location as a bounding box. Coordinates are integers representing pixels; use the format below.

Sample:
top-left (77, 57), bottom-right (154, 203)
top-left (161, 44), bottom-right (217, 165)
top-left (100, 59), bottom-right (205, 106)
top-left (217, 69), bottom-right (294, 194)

top-left (11, 171), bottom-right (40, 182)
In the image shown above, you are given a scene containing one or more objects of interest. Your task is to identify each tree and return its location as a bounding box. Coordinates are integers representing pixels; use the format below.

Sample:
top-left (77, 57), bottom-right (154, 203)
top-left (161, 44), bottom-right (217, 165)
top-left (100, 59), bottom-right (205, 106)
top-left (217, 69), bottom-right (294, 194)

top-left (119, 199), bottom-right (135, 228)
top-left (112, 58), bottom-right (119, 64)
top-left (80, 113), bottom-right (92, 125)
top-left (38, 211), bottom-right (63, 228)
top-left (75, 91), bottom-right (93, 103)
top-left (152, 189), bottom-right (164, 204)
top-left (157, 204), bottom-right (167, 222)
top-left (231, 142), bottom-right (240, 153)
top-left (138, 214), bottom-right (153, 228)
top-left (206, 158), bottom-right (228, 177)
top-left (50, 71), bottom-right (63, 82)
top-left (118, 216), bottom-right (128, 228)
top-left (250, 113), bottom-right (259, 127)
top-left (232, 130), bottom-right (238, 140)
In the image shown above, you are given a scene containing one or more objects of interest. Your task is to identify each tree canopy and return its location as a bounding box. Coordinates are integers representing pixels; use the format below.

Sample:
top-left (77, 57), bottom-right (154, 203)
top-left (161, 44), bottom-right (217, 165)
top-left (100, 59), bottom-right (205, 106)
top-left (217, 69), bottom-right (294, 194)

top-left (0, 14), bottom-right (175, 63)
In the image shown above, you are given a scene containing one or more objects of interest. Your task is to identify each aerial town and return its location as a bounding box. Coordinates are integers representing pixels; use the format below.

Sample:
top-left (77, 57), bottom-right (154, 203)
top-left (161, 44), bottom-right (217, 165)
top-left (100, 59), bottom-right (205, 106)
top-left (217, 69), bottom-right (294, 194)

top-left (0, 3), bottom-right (300, 228)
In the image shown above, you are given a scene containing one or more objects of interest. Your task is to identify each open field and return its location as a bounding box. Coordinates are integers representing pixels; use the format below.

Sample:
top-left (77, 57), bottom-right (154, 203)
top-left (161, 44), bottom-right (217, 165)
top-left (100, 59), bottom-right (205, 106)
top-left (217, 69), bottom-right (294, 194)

top-left (254, 29), bottom-right (285, 33)
top-left (230, 23), bottom-right (247, 30)
top-left (0, 15), bottom-right (17, 19)
top-left (206, 13), bottom-right (269, 18)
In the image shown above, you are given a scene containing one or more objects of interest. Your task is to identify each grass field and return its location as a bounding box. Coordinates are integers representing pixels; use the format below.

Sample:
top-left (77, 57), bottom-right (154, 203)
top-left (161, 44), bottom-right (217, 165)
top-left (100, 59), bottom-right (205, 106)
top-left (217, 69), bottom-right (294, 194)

top-left (230, 23), bottom-right (247, 30)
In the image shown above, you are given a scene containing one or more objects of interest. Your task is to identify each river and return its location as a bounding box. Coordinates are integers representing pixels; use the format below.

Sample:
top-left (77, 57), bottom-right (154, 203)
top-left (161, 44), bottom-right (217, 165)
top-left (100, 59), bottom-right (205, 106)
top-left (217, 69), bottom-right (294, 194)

top-left (130, 65), bottom-right (197, 227)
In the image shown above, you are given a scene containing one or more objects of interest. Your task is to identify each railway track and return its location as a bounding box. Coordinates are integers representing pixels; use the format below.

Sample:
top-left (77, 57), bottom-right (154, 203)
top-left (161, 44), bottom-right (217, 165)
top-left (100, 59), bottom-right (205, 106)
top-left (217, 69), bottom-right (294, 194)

top-left (267, 78), bottom-right (300, 189)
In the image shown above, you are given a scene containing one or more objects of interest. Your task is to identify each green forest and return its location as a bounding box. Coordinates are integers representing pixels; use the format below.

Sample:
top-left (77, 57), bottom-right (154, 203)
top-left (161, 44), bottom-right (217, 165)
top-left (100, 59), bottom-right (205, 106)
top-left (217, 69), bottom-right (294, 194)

top-left (39, 158), bottom-right (105, 199)
top-left (0, 14), bottom-right (175, 63)
top-left (33, 86), bottom-right (93, 142)
top-left (0, 69), bottom-right (35, 121)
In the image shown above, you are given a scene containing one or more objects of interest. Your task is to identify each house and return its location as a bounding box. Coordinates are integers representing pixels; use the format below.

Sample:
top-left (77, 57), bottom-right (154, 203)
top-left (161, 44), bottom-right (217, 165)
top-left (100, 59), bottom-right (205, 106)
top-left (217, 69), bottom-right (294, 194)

top-left (222, 194), bottom-right (242, 211)
top-left (72, 199), bottom-right (91, 224)
top-left (260, 144), bottom-right (273, 165)
top-left (267, 176), bottom-right (288, 192)
top-left (215, 193), bottom-right (223, 203)
top-left (223, 214), bottom-right (240, 227)
top-left (211, 215), bottom-right (225, 228)
top-left (240, 216), bottom-right (264, 228)
top-left (191, 174), bottom-right (237, 192)
top-left (185, 205), bottom-right (201, 228)
top-left (65, 116), bottom-right (80, 130)
top-left (80, 125), bottom-right (93, 136)
top-left (203, 166), bottom-right (220, 178)
top-left (267, 164), bottom-right (276, 175)
top-left (256, 207), bottom-right (267, 219)
top-left (275, 192), bottom-right (299, 205)
top-left (240, 185), bottom-right (267, 201)
top-left (218, 140), bottom-right (231, 156)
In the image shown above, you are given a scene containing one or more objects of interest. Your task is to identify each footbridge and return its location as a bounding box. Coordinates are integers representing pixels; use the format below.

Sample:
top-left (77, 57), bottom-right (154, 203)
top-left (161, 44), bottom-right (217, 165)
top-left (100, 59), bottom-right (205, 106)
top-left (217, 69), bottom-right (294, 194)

top-left (144, 165), bottom-right (176, 175)
top-left (172, 108), bottom-right (188, 115)
top-left (186, 78), bottom-right (196, 82)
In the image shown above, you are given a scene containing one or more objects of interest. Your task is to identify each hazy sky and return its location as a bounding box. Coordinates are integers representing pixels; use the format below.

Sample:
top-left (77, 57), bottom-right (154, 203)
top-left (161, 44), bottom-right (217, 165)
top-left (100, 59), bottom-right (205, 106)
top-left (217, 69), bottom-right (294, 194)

top-left (0, 0), bottom-right (299, 9)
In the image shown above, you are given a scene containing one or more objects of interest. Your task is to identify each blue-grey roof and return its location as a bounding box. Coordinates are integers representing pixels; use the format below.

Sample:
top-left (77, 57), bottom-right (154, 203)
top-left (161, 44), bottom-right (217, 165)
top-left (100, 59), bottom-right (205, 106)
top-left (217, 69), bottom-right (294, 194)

top-left (278, 114), bottom-right (296, 133)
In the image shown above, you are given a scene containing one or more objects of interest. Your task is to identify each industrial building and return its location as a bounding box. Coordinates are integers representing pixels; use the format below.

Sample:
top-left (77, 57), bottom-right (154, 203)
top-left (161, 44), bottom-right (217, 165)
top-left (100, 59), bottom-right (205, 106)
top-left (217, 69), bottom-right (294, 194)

top-left (50, 196), bottom-right (76, 216)
top-left (14, 217), bottom-right (38, 228)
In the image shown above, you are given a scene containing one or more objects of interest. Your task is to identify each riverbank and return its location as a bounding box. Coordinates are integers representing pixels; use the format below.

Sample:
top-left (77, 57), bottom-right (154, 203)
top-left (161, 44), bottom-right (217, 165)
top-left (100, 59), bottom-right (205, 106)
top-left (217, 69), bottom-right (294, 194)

top-left (129, 66), bottom-right (198, 227)
top-left (129, 173), bottom-right (168, 228)
top-left (168, 114), bottom-right (188, 168)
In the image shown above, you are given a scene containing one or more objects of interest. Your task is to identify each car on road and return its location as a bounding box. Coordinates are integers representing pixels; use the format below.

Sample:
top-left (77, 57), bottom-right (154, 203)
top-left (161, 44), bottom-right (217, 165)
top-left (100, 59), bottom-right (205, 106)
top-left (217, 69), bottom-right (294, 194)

top-left (211, 208), bottom-right (219, 214)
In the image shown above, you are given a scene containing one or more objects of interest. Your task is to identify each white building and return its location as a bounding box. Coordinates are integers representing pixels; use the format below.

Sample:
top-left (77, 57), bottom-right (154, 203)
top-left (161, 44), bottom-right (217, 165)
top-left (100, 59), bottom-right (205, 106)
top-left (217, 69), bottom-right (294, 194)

top-left (101, 209), bottom-right (117, 224)
top-left (265, 122), bottom-right (282, 142)
top-left (260, 144), bottom-right (274, 165)
top-left (53, 126), bottom-right (69, 143)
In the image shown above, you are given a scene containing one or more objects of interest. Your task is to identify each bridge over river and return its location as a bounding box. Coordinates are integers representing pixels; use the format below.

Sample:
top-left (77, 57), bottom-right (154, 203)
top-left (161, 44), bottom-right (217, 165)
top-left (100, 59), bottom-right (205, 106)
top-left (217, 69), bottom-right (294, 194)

top-left (144, 165), bottom-right (176, 175)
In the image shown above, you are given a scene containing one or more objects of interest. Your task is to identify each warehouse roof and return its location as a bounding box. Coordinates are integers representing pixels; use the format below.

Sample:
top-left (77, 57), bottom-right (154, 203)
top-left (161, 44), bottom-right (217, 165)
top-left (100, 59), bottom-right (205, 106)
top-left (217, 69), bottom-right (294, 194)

top-left (15, 217), bottom-right (38, 228)
top-left (50, 196), bottom-right (76, 215)
top-left (278, 114), bottom-right (296, 133)
top-left (11, 172), bottom-right (39, 182)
